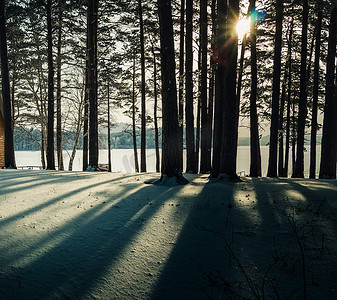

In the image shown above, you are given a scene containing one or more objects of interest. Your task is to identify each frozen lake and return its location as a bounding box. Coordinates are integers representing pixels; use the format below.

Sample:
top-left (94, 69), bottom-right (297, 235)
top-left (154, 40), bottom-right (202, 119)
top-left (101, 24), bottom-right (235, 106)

top-left (15, 146), bottom-right (322, 177)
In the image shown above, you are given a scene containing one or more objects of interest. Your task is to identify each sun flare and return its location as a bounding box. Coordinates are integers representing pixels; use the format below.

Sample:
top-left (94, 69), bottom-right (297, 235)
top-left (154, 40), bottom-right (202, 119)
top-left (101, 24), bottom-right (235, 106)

top-left (236, 17), bottom-right (251, 39)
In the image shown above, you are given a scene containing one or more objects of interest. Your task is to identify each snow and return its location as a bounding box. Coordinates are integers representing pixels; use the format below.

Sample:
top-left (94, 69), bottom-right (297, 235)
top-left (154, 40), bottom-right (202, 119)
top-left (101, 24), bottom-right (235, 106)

top-left (1, 169), bottom-right (337, 299)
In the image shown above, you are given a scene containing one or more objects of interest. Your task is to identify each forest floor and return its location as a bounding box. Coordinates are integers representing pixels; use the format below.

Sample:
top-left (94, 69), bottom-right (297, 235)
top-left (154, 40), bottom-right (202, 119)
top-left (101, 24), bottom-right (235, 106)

top-left (0, 169), bottom-right (337, 299)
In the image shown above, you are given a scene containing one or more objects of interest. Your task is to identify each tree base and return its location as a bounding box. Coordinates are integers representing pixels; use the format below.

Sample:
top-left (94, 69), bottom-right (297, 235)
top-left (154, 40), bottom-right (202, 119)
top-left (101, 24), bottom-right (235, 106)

top-left (209, 173), bottom-right (242, 183)
top-left (145, 173), bottom-right (189, 186)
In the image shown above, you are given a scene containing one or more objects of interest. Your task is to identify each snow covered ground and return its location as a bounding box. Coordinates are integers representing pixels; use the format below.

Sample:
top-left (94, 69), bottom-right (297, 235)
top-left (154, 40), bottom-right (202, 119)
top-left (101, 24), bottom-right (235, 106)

top-left (1, 170), bottom-right (337, 299)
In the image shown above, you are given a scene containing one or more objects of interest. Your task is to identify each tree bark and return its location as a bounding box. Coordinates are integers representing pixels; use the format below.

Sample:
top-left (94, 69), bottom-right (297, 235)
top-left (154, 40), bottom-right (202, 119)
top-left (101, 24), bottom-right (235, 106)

top-left (284, 20), bottom-right (293, 178)
top-left (152, 44), bottom-right (160, 173)
top-left (132, 51), bottom-right (139, 173)
top-left (219, 0), bottom-right (239, 178)
top-left (88, 0), bottom-right (99, 170)
top-left (107, 82), bottom-right (111, 172)
top-left (178, 0), bottom-right (185, 170)
top-left (199, 0), bottom-right (210, 174)
top-left (319, 6), bottom-right (337, 179)
top-left (46, 0), bottom-right (55, 170)
top-left (158, 0), bottom-right (183, 180)
top-left (0, 0), bottom-right (16, 168)
top-left (138, 0), bottom-right (146, 172)
top-left (309, 7), bottom-right (322, 179)
top-left (83, 25), bottom-right (89, 171)
top-left (249, 3), bottom-right (262, 177)
top-left (293, 0), bottom-right (309, 178)
top-left (267, 0), bottom-right (283, 177)
top-left (211, 0), bottom-right (227, 178)
top-left (185, 0), bottom-right (196, 173)
top-left (207, 0), bottom-right (216, 174)
top-left (56, 0), bottom-right (64, 170)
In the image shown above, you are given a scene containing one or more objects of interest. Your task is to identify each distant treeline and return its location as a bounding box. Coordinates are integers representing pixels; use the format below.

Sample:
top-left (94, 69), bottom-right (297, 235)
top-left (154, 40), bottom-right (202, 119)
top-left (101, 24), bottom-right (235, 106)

top-left (14, 126), bottom-right (162, 151)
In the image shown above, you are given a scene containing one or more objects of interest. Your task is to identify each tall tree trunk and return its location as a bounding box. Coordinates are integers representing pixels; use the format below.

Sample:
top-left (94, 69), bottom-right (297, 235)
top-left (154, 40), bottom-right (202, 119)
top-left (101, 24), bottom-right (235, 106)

top-left (211, 0), bottom-right (227, 178)
top-left (267, 0), bottom-right (283, 177)
top-left (319, 6), bottom-right (337, 179)
top-left (46, 0), bottom-right (55, 170)
top-left (158, 0), bottom-right (184, 181)
top-left (199, 0), bottom-right (209, 174)
top-left (185, 0), bottom-right (196, 173)
top-left (278, 78), bottom-right (286, 176)
top-left (68, 102), bottom-right (84, 171)
top-left (309, 6), bottom-right (322, 179)
top-left (107, 82), bottom-right (111, 172)
top-left (207, 0), bottom-right (216, 174)
top-left (138, 0), bottom-right (146, 172)
top-left (56, 1), bottom-right (64, 170)
top-left (40, 126), bottom-right (46, 169)
top-left (284, 20), bottom-right (293, 178)
top-left (195, 51), bottom-right (201, 172)
top-left (291, 101), bottom-right (296, 176)
top-left (178, 0), bottom-right (185, 170)
top-left (219, 0), bottom-right (239, 178)
top-left (0, 0), bottom-right (16, 168)
top-left (152, 44), bottom-right (160, 173)
top-left (250, 3), bottom-right (262, 177)
top-left (83, 33), bottom-right (89, 171)
top-left (83, 79), bottom-right (89, 171)
top-left (293, 0), bottom-right (309, 178)
top-left (88, 0), bottom-right (99, 170)
top-left (56, 0), bottom-right (64, 170)
top-left (132, 51), bottom-right (139, 173)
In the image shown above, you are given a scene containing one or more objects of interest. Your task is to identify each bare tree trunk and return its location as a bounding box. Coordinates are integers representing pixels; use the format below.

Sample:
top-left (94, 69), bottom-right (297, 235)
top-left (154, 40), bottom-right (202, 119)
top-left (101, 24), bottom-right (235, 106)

top-left (284, 20), bottom-right (293, 178)
top-left (0, 0), bottom-right (16, 168)
top-left (158, 0), bottom-right (183, 179)
top-left (199, 0), bottom-right (209, 174)
top-left (319, 6), bottom-right (337, 179)
top-left (309, 6), bottom-right (322, 179)
top-left (132, 52), bottom-right (139, 173)
top-left (107, 82), bottom-right (111, 172)
top-left (267, 0), bottom-right (283, 177)
top-left (207, 0), bottom-right (216, 174)
top-left (56, 0), bottom-right (64, 170)
top-left (178, 0), bottom-right (185, 170)
top-left (138, 0), bottom-right (147, 173)
top-left (291, 101), bottom-right (297, 176)
top-left (293, 0), bottom-right (309, 178)
top-left (152, 44), bottom-right (160, 173)
top-left (83, 46), bottom-right (89, 171)
top-left (211, 0), bottom-right (227, 178)
top-left (46, 0), bottom-right (55, 170)
top-left (250, 3), bottom-right (262, 177)
top-left (185, 0), bottom-right (196, 173)
top-left (278, 80), bottom-right (286, 176)
top-left (219, 0), bottom-right (239, 178)
top-left (88, 0), bottom-right (99, 170)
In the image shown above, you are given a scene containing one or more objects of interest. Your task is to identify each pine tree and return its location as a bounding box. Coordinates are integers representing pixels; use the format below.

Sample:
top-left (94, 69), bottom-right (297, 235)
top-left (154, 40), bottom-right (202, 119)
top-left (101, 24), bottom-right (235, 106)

top-left (319, 6), bottom-right (337, 179)
top-left (267, 0), bottom-right (283, 177)
top-left (158, 0), bottom-right (186, 183)
top-left (0, 0), bottom-right (16, 168)
top-left (87, 0), bottom-right (99, 170)
top-left (46, 0), bottom-right (55, 170)
top-left (293, 0), bottom-right (309, 178)
top-left (185, 0), bottom-right (196, 173)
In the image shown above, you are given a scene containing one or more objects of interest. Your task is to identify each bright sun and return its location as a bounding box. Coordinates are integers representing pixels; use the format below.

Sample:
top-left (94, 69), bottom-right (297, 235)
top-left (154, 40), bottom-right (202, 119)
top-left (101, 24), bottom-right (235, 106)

top-left (236, 17), bottom-right (251, 39)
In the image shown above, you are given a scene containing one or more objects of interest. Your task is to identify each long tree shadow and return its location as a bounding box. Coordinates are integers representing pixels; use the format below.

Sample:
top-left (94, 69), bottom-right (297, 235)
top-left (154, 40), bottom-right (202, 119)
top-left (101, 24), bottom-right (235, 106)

top-left (0, 170), bottom-right (137, 198)
top-left (0, 172), bottom-right (138, 227)
top-left (0, 171), bottom-right (187, 299)
top-left (149, 176), bottom-right (241, 299)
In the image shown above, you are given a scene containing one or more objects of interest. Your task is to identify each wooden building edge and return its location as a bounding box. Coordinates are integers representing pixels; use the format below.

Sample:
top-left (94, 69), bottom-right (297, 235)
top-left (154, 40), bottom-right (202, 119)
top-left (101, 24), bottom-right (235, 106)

top-left (0, 96), bottom-right (5, 168)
